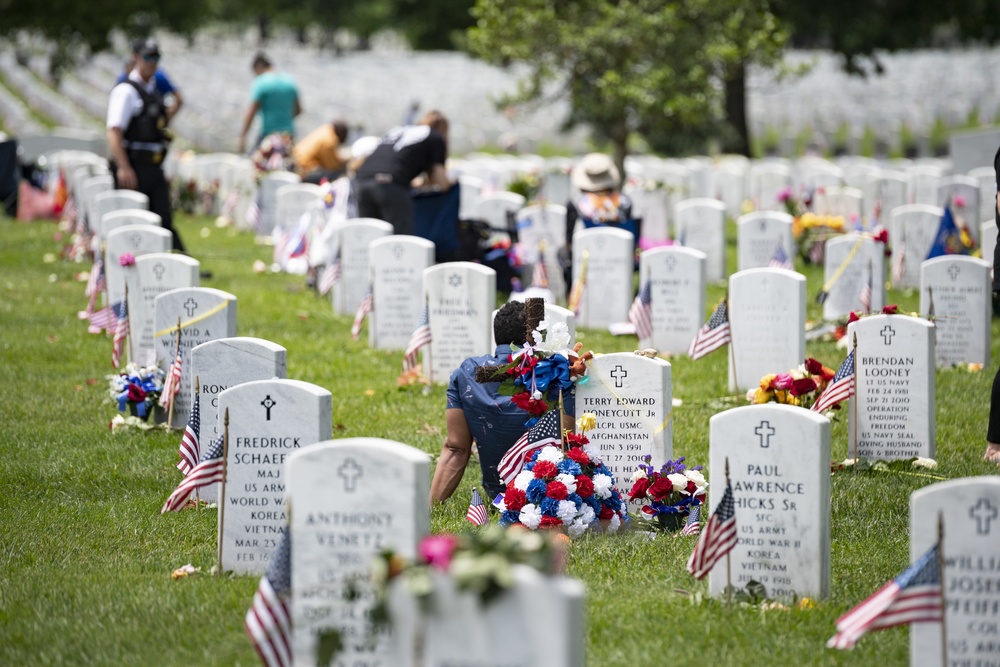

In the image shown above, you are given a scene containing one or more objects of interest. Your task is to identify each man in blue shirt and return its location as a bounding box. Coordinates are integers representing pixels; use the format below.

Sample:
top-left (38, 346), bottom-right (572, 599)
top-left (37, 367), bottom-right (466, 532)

top-left (431, 301), bottom-right (575, 504)
top-left (238, 53), bottom-right (301, 153)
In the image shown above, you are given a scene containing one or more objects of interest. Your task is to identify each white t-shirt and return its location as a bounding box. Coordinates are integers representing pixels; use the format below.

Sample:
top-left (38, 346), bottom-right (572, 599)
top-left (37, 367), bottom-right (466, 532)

top-left (106, 70), bottom-right (156, 131)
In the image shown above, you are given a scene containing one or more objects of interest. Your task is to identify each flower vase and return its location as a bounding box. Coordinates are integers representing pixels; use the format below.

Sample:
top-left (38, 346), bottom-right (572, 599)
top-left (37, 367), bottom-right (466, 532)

top-left (127, 402), bottom-right (150, 422)
top-left (656, 511), bottom-right (687, 532)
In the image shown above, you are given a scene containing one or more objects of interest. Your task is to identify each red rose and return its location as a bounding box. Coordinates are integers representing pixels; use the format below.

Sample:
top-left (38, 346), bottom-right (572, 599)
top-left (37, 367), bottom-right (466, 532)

top-left (804, 358), bottom-right (824, 376)
top-left (598, 506), bottom-right (615, 520)
top-left (847, 311), bottom-right (860, 323)
top-left (546, 481), bottom-right (569, 500)
top-left (628, 477), bottom-right (651, 500)
top-left (566, 446), bottom-right (590, 465)
top-left (575, 475), bottom-right (595, 498)
top-left (647, 477), bottom-right (673, 502)
top-left (686, 480), bottom-right (698, 495)
top-left (539, 515), bottom-right (563, 528)
top-left (503, 487), bottom-right (527, 512)
top-left (790, 377), bottom-right (817, 396)
top-left (127, 383), bottom-right (146, 403)
top-left (532, 460), bottom-right (559, 480)
top-left (882, 304), bottom-right (898, 315)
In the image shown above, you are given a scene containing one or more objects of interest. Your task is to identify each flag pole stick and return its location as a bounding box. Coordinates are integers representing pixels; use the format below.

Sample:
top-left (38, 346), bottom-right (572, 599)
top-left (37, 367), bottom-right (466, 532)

top-left (167, 317), bottom-right (181, 429)
top-left (725, 456), bottom-right (732, 606)
top-left (726, 296), bottom-right (738, 396)
top-left (851, 332), bottom-right (859, 466)
top-left (938, 511), bottom-right (947, 667)
top-left (124, 281), bottom-right (133, 365)
top-left (195, 375), bottom-right (201, 510)
top-left (101, 241), bottom-right (111, 337)
top-left (217, 407), bottom-right (229, 575)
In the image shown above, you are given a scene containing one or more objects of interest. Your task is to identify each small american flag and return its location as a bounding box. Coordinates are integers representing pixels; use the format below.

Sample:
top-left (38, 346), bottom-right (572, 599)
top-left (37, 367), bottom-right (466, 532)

top-left (859, 269), bottom-right (873, 313)
top-left (679, 504), bottom-right (701, 536)
top-left (246, 531), bottom-right (292, 667)
top-left (221, 189), bottom-right (240, 217)
top-left (688, 300), bottom-right (731, 360)
top-left (350, 286), bottom-right (374, 341)
top-left (84, 259), bottom-right (104, 301)
top-left (531, 258), bottom-right (549, 288)
top-left (246, 199), bottom-right (263, 234)
top-left (160, 435), bottom-right (224, 513)
top-left (891, 243), bottom-right (906, 285)
top-left (111, 299), bottom-right (129, 368)
top-left (686, 482), bottom-right (737, 579)
top-left (827, 543), bottom-right (942, 650)
top-left (177, 393), bottom-right (201, 475)
top-left (811, 350), bottom-right (855, 414)
top-left (160, 332), bottom-right (184, 410)
top-left (497, 409), bottom-right (562, 485)
top-left (628, 280), bottom-right (653, 341)
top-left (402, 305), bottom-right (432, 372)
top-left (567, 251), bottom-right (588, 315)
top-left (466, 488), bottom-right (489, 526)
top-left (87, 303), bottom-right (118, 335)
top-left (318, 259), bottom-right (341, 297)
top-left (768, 244), bottom-right (793, 270)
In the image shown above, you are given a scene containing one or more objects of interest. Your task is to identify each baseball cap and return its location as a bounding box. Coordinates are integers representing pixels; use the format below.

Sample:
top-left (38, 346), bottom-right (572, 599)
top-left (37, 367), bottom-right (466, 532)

top-left (132, 38), bottom-right (161, 59)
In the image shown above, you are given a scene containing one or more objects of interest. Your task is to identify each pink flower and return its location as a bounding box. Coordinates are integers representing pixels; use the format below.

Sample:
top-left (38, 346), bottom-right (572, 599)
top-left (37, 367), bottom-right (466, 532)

top-left (418, 534), bottom-right (458, 571)
top-left (119, 252), bottom-right (136, 267)
top-left (776, 187), bottom-right (792, 203)
top-left (772, 373), bottom-right (794, 390)
top-left (954, 195), bottom-right (966, 208)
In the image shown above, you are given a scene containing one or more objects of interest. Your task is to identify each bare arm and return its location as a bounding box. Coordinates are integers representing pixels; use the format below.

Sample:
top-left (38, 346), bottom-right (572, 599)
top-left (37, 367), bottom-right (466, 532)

top-left (238, 101), bottom-right (260, 153)
top-left (107, 127), bottom-right (136, 189)
top-left (430, 408), bottom-right (473, 504)
top-left (166, 88), bottom-right (184, 123)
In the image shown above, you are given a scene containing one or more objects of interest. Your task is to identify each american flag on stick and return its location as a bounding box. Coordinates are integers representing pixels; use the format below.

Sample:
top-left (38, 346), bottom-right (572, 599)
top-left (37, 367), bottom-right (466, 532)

top-left (768, 244), bottom-right (793, 270)
top-left (567, 249), bottom-right (588, 315)
top-left (87, 302), bottom-right (117, 335)
top-left (246, 531), bottom-right (292, 667)
top-left (160, 333), bottom-right (184, 411)
top-left (859, 265), bottom-right (873, 313)
top-left (497, 409), bottom-right (562, 486)
top-left (177, 392), bottom-right (201, 475)
top-left (891, 243), bottom-right (906, 285)
top-left (679, 504), bottom-right (701, 536)
top-left (318, 259), bottom-right (341, 297)
top-left (402, 304), bottom-right (432, 372)
top-left (246, 200), bottom-right (263, 234)
top-left (111, 299), bottom-right (129, 368)
top-left (628, 280), bottom-right (653, 341)
top-left (686, 481), bottom-right (737, 579)
top-left (351, 286), bottom-right (373, 341)
top-left (531, 258), bottom-right (549, 288)
top-left (827, 542), bottom-right (942, 649)
top-left (811, 349), bottom-right (855, 414)
top-left (688, 300), bottom-right (731, 360)
top-left (160, 435), bottom-right (224, 513)
top-left (466, 488), bottom-right (489, 526)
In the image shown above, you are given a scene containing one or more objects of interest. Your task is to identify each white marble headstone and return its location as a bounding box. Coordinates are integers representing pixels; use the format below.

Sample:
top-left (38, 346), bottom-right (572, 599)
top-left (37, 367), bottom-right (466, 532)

top-left (728, 269), bottom-right (806, 393)
top-left (79, 174), bottom-right (113, 232)
top-left (674, 198), bottom-right (726, 282)
top-left (154, 287), bottom-right (237, 427)
top-left (516, 203), bottom-right (569, 298)
top-left (288, 438), bottom-right (429, 667)
top-left (938, 175), bottom-right (982, 245)
top-left (909, 478), bottom-right (1000, 667)
top-left (369, 235), bottom-right (435, 349)
top-left (639, 246), bottom-right (706, 355)
top-left (920, 256), bottom-right (991, 367)
top-left (847, 314), bottom-right (936, 461)
top-left (105, 224), bottom-right (171, 306)
top-left (709, 404), bottom-right (831, 601)
top-left (491, 302), bottom-right (575, 349)
top-left (891, 204), bottom-right (944, 288)
top-left (218, 379), bottom-right (332, 576)
top-left (736, 211), bottom-right (794, 272)
top-left (822, 234), bottom-right (885, 320)
top-left (981, 220), bottom-right (997, 276)
top-left (334, 218), bottom-right (394, 315)
top-left (423, 262), bottom-right (496, 383)
top-left (92, 190), bottom-right (149, 247)
top-left (863, 171), bottom-right (908, 228)
top-left (749, 163), bottom-right (792, 212)
top-left (258, 172), bottom-right (301, 236)
top-left (130, 254), bottom-right (200, 366)
top-left (571, 227), bottom-right (634, 328)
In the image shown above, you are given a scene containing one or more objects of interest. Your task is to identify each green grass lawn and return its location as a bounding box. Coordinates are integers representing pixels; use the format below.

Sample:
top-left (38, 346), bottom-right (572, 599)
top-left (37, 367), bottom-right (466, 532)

top-left (1, 212), bottom-right (997, 666)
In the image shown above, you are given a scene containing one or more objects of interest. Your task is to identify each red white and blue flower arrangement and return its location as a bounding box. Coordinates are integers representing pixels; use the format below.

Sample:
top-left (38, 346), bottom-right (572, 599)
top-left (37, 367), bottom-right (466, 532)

top-left (107, 362), bottom-right (164, 428)
top-left (628, 455), bottom-right (707, 530)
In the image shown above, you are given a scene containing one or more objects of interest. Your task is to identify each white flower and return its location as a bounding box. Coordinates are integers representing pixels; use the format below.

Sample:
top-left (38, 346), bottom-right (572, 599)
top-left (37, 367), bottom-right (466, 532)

top-left (555, 473), bottom-right (578, 494)
top-left (630, 468), bottom-right (648, 482)
top-left (668, 473), bottom-right (689, 494)
top-left (579, 504), bottom-right (595, 526)
top-left (684, 469), bottom-right (707, 489)
top-left (513, 470), bottom-right (535, 492)
top-left (537, 446), bottom-right (564, 464)
top-left (540, 321), bottom-right (571, 353)
top-left (593, 473), bottom-right (613, 499)
top-left (912, 457), bottom-right (938, 469)
top-left (608, 513), bottom-right (622, 532)
top-left (519, 504), bottom-right (542, 529)
top-left (568, 519), bottom-right (589, 538)
top-left (582, 444), bottom-right (602, 461)
top-left (745, 388), bottom-right (757, 402)
top-left (557, 500), bottom-right (579, 525)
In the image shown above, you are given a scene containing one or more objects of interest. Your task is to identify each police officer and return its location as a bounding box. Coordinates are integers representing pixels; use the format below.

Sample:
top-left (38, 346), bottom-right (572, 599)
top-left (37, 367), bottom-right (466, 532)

top-left (106, 38), bottom-right (184, 252)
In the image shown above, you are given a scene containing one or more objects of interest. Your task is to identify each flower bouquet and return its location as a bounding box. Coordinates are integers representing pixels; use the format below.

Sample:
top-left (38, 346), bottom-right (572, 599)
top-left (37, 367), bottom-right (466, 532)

top-left (251, 132), bottom-right (295, 176)
top-left (107, 362), bottom-right (164, 421)
top-left (792, 212), bottom-right (846, 264)
top-left (745, 358), bottom-right (836, 409)
top-left (628, 456), bottom-right (707, 530)
top-left (496, 415), bottom-right (629, 536)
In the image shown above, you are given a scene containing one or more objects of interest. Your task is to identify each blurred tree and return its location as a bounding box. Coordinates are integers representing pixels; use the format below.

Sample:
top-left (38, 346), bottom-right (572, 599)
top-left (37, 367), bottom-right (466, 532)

top-left (469, 0), bottom-right (786, 165)
top-left (392, 0), bottom-right (476, 50)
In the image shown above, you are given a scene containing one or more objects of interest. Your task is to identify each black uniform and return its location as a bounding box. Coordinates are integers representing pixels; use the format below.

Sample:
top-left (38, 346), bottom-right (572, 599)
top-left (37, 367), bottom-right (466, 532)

top-left (986, 146), bottom-right (1000, 443)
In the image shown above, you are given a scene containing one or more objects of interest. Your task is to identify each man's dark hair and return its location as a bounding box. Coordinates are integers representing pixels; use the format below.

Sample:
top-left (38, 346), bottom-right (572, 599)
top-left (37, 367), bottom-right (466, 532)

top-left (493, 301), bottom-right (526, 348)
top-left (332, 119), bottom-right (349, 143)
top-left (252, 53), bottom-right (272, 71)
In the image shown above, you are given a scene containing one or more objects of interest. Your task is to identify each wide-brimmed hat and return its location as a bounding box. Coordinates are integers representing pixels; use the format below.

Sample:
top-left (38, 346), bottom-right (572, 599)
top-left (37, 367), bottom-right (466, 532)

top-left (572, 153), bottom-right (619, 192)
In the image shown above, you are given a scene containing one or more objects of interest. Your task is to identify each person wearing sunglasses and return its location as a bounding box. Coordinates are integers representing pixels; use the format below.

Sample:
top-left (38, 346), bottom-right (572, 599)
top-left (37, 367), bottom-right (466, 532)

top-left (114, 39), bottom-right (184, 124)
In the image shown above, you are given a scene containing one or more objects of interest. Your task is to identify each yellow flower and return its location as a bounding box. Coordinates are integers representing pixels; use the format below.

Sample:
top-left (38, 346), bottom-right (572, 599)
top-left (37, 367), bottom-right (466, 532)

top-left (753, 390), bottom-right (772, 405)
top-left (968, 363), bottom-right (984, 373)
top-left (577, 413), bottom-right (597, 433)
top-left (797, 597), bottom-right (816, 610)
top-left (759, 374), bottom-right (777, 392)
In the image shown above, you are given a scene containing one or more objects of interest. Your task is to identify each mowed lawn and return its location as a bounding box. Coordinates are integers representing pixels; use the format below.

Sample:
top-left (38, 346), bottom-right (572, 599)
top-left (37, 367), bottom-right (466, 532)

top-left (1, 212), bottom-right (997, 666)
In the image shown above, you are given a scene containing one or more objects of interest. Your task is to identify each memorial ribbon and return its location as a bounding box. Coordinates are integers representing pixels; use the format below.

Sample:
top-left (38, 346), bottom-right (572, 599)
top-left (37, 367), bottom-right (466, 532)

top-left (153, 301), bottom-right (230, 339)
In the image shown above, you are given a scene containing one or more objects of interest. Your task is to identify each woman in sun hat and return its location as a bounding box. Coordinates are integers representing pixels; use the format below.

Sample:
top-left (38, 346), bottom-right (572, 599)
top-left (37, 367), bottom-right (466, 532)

top-left (567, 152), bottom-right (633, 228)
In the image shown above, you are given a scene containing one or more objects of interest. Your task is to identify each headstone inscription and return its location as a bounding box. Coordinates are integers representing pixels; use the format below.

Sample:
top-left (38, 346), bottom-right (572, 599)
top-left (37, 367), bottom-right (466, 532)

top-left (639, 246), bottom-right (706, 355)
top-left (154, 287), bottom-right (238, 427)
top-left (920, 256), bottom-right (991, 367)
top-left (736, 211), bottom-right (794, 272)
top-left (334, 218), bottom-right (394, 316)
top-left (822, 234), bottom-right (885, 320)
top-left (105, 224), bottom-right (171, 305)
top-left (728, 268), bottom-right (806, 393)
top-left (369, 235), bottom-right (435, 349)
top-left (847, 314), bottom-right (936, 461)
top-left (288, 438), bottom-right (430, 667)
top-left (709, 404), bottom-right (831, 601)
top-left (131, 254), bottom-right (199, 366)
top-left (571, 227), bottom-right (634, 329)
top-left (218, 379), bottom-right (332, 576)
top-left (423, 262), bottom-right (497, 384)
top-left (673, 198), bottom-right (726, 282)
top-left (575, 352), bottom-right (672, 501)
top-left (909, 477), bottom-right (1000, 667)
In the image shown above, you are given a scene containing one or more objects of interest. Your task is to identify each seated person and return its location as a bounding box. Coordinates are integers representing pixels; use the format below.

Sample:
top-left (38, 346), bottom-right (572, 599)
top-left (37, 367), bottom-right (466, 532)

top-left (566, 152), bottom-right (635, 237)
top-left (430, 301), bottom-right (575, 504)
top-left (293, 119), bottom-right (349, 184)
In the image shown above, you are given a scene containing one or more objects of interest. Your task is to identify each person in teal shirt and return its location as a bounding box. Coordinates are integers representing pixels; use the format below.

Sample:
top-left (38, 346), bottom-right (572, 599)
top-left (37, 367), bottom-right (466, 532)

top-left (238, 53), bottom-right (301, 153)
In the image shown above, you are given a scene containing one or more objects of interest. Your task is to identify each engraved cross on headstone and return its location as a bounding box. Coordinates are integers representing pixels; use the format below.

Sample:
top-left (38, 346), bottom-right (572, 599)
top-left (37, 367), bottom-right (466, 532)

top-left (948, 264), bottom-right (960, 281)
top-left (260, 395), bottom-right (276, 421)
top-left (392, 244), bottom-right (404, 260)
top-left (183, 298), bottom-right (198, 317)
top-left (338, 458), bottom-right (363, 493)
top-left (880, 325), bottom-right (896, 345)
top-left (153, 263), bottom-right (165, 281)
top-left (610, 365), bottom-right (628, 388)
top-left (755, 421), bottom-right (776, 448)
top-left (969, 498), bottom-right (998, 535)
top-left (665, 255), bottom-right (677, 272)
top-left (129, 233), bottom-right (142, 249)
